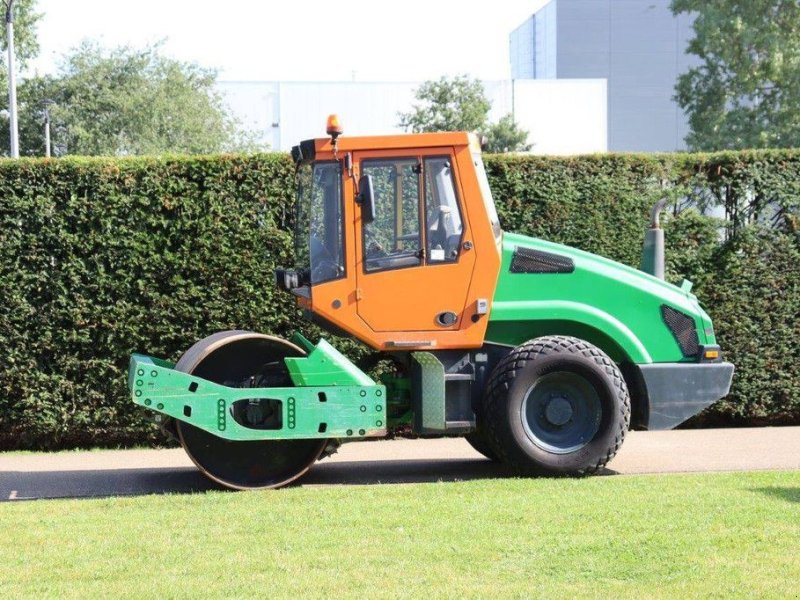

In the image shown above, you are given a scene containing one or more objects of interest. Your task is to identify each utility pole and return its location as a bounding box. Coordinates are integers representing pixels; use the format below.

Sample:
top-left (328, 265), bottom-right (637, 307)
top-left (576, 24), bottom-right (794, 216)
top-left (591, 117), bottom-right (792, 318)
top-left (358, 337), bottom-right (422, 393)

top-left (5, 0), bottom-right (18, 158)
top-left (44, 112), bottom-right (49, 157)
top-left (42, 99), bottom-right (54, 157)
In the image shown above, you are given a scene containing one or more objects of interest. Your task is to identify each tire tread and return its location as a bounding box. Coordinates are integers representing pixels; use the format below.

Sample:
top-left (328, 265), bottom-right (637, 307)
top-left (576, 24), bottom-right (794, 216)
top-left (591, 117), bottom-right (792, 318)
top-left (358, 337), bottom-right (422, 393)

top-left (482, 335), bottom-right (630, 476)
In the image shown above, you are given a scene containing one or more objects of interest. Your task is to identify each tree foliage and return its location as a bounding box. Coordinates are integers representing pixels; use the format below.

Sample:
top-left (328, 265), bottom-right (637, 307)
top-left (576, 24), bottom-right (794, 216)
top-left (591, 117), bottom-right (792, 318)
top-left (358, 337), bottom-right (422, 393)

top-left (673, 0), bottom-right (800, 150)
top-left (0, 0), bottom-right (43, 148)
top-left (399, 75), bottom-right (489, 133)
top-left (484, 114), bottom-right (532, 153)
top-left (0, 0), bottom-right (42, 69)
top-left (8, 42), bottom-right (252, 157)
top-left (398, 75), bottom-right (530, 153)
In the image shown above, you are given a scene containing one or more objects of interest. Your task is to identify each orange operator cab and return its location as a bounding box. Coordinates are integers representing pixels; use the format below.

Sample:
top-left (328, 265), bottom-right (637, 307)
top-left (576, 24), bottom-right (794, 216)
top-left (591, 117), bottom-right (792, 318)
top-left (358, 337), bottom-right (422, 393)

top-left (286, 129), bottom-right (502, 351)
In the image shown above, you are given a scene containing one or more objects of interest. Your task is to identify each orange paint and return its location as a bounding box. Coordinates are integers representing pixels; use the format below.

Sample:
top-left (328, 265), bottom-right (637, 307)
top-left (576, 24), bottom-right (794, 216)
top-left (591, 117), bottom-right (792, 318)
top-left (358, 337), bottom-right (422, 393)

top-left (300, 132), bottom-right (501, 351)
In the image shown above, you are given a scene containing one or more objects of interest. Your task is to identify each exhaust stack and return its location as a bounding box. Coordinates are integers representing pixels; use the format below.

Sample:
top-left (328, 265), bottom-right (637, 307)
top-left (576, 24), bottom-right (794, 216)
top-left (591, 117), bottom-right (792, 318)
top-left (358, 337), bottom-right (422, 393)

top-left (641, 198), bottom-right (668, 279)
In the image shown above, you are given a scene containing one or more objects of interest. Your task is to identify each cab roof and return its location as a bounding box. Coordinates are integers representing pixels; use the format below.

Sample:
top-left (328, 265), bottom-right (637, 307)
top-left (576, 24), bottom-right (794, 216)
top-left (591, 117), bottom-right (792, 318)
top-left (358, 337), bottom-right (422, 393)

top-left (292, 132), bottom-right (475, 164)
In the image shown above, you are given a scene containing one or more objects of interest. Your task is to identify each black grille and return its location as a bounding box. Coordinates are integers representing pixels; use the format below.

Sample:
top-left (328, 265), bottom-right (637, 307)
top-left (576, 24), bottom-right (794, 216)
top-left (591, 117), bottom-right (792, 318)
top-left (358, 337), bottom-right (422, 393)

top-left (510, 247), bottom-right (575, 274)
top-left (661, 305), bottom-right (700, 357)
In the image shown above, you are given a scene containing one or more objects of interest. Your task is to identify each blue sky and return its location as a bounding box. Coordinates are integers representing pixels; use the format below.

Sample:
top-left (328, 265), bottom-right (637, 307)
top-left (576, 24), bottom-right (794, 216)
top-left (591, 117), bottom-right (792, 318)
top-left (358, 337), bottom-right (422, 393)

top-left (27, 0), bottom-right (547, 82)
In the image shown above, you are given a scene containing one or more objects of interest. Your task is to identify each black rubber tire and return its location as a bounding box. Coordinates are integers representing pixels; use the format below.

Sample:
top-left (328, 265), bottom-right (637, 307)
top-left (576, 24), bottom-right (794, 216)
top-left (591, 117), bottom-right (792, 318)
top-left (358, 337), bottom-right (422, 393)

top-left (464, 431), bottom-right (500, 462)
top-left (482, 335), bottom-right (630, 476)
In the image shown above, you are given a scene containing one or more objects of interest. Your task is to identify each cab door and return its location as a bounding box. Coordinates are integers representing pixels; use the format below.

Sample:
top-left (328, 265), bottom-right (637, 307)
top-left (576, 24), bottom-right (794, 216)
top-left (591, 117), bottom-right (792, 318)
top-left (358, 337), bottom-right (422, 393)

top-left (353, 149), bottom-right (475, 333)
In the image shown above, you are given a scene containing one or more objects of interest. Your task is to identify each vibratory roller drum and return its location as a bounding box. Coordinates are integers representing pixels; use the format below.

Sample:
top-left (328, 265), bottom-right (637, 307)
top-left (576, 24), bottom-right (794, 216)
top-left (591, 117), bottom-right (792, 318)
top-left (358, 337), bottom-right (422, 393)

top-left (174, 331), bottom-right (327, 489)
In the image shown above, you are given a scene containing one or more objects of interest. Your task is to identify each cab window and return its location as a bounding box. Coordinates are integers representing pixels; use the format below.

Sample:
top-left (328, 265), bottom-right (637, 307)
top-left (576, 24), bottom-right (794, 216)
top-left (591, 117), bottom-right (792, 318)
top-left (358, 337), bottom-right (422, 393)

top-left (361, 159), bottom-right (422, 272)
top-left (424, 157), bottom-right (463, 263)
top-left (296, 161), bottom-right (345, 284)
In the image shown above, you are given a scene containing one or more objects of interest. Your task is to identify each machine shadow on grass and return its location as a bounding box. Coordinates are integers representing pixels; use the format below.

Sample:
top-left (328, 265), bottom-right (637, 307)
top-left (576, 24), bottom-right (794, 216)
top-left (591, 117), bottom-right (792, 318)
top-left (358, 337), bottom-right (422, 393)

top-left (1, 458), bottom-right (609, 502)
top-left (752, 486), bottom-right (800, 504)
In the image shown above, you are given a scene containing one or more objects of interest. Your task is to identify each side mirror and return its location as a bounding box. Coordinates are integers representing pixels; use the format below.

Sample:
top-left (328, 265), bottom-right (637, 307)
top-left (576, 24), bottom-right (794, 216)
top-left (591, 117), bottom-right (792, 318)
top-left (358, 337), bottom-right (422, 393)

top-left (357, 175), bottom-right (376, 224)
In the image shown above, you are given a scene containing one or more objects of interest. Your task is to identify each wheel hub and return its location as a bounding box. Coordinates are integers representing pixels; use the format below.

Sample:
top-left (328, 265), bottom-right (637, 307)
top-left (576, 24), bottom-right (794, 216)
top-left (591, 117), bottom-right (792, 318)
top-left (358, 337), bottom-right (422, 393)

top-left (521, 370), bottom-right (602, 455)
top-left (544, 395), bottom-right (573, 426)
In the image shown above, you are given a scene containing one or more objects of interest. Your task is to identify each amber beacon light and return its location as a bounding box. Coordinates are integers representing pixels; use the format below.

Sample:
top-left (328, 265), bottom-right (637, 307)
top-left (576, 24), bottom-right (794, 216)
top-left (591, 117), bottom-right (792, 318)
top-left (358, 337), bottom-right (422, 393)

top-left (326, 114), bottom-right (343, 139)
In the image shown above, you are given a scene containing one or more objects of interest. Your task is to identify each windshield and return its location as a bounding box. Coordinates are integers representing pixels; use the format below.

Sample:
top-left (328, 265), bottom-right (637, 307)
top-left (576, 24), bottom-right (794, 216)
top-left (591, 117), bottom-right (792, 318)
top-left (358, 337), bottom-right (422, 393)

top-left (295, 161), bottom-right (345, 284)
top-left (473, 153), bottom-right (502, 241)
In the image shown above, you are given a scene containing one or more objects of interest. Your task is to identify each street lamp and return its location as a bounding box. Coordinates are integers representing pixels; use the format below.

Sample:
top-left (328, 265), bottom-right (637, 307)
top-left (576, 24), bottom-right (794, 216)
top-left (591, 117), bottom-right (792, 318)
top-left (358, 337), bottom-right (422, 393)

top-left (42, 99), bottom-right (54, 158)
top-left (4, 0), bottom-right (18, 158)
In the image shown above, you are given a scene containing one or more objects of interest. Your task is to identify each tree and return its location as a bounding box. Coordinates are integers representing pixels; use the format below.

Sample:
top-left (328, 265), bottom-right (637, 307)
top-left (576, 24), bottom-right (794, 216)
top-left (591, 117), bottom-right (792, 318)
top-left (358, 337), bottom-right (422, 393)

top-left (11, 42), bottom-right (255, 157)
top-left (0, 0), bottom-right (42, 153)
top-left (0, 0), bottom-right (42, 70)
top-left (398, 75), bottom-right (530, 152)
top-left (484, 113), bottom-right (532, 153)
top-left (398, 75), bottom-right (490, 133)
top-left (673, 0), bottom-right (800, 150)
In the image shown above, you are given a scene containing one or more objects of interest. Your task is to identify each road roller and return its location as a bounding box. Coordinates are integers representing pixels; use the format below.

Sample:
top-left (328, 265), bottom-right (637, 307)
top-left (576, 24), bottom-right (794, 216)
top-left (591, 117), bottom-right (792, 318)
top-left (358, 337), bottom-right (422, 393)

top-left (128, 116), bottom-right (734, 489)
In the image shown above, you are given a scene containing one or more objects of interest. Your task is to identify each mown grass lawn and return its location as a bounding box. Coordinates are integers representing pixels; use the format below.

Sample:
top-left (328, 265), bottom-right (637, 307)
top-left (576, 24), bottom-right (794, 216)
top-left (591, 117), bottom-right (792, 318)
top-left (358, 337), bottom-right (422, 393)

top-left (1, 471), bottom-right (798, 598)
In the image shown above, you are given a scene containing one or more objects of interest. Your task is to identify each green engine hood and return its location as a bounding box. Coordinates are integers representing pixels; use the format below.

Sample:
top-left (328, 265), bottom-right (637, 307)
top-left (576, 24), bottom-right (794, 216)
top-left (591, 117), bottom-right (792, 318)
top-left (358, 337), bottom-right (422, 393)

top-left (486, 232), bottom-right (715, 364)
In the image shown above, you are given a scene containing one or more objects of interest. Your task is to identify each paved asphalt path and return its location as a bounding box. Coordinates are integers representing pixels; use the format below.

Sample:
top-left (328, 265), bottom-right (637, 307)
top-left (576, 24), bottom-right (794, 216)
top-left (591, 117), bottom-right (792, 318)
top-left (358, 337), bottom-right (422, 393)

top-left (1, 427), bottom-right (798, 501)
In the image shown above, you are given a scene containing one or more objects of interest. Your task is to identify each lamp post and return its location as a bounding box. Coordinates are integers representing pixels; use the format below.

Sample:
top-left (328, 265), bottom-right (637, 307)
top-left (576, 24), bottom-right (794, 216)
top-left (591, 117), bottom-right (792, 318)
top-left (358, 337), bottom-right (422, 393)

top-left (42, 99), bottom-right (54, 157)
top-left (5, 0), bottom-right (18, 158)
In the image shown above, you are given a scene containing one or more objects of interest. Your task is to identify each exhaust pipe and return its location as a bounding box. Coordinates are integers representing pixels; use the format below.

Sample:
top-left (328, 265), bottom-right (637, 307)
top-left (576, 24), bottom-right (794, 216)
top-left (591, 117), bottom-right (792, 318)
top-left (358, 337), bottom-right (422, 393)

top-left (641, 198), bottom-right (668, 279)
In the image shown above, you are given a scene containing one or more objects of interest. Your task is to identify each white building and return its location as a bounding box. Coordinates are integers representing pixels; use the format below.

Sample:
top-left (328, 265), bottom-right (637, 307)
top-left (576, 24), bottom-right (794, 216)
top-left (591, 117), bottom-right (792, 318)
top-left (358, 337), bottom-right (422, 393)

top-left (217, 79), bottom-right (607, 155)
top-left (509, 0), bottom-right (698, 152)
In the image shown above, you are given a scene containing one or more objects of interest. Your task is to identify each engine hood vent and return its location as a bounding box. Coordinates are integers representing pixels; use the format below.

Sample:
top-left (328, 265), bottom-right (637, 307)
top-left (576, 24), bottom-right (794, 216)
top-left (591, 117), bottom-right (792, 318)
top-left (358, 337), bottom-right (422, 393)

top-left (510, 246), bottom-right (575, 274)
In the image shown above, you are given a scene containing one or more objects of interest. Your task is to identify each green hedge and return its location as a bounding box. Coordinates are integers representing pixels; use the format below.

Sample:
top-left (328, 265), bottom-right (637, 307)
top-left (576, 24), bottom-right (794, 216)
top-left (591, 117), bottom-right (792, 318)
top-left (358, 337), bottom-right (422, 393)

top-left (0, 151), bottom-right (798, 450)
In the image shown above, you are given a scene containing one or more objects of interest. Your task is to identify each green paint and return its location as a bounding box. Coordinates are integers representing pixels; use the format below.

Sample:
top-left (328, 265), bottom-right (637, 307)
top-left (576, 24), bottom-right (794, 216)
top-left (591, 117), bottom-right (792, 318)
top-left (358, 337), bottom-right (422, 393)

top-left (411, 352), bottom-right (446, 434)
top-left (284, 336), bottom-right (375, 386)
top-left (381, 373), bottom-right (412, 429)
top-left (488, 233), bottom-right (716, 364)
top-left (128, 354), bottom-right (386, 441)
